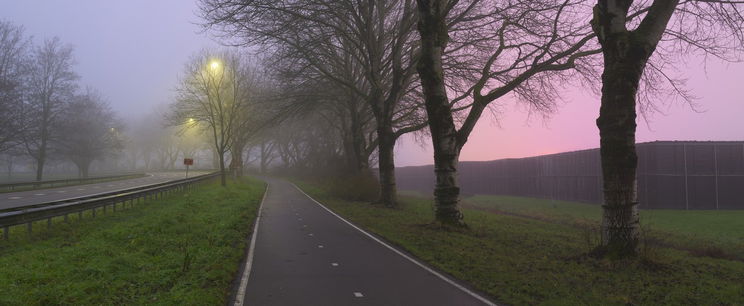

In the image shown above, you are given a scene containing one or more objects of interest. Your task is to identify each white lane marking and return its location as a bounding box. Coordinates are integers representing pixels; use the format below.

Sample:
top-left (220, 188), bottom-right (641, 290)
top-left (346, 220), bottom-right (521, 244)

top-left (57, 190), bottom-right (67, 193)
top-left (303, 225), bottom-right (307, 228)
top-left (292, 183), bottom-right (498, 306)
top-left (34, 193), bottom-right (45, 196)
top-left (8, 196), bottom-right (22, 200)
top-left (308, 233), bottom-right (314, 237)
top-left (77, 188), bottom-right (85, 191)
top-left (353, 292), bottom-right (364, 298)
top-left (233, 184), bottom-right (268, 306)
top-left (331, 262), bottom-right (339, 267)
top-left (318, 245), bottom-right (324, 249)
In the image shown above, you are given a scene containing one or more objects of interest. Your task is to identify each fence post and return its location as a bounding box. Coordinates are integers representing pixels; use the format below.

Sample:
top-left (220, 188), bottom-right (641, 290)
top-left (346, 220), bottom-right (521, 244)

top-left (713, 144), bottom-right (719, 210)
top-left (3, 226), bottom-right (8, 240)
top-left (683, 144), bottom-right (689, 210)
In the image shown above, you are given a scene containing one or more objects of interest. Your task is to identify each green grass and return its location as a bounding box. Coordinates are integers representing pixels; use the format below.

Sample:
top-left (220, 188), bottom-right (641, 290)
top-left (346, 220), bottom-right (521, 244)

top-left (0, 177), bottom-right (264, 305)
top-left (296, 180), bottom-right (744, 305)
top-left (465, 195), bottom-right (744, 258)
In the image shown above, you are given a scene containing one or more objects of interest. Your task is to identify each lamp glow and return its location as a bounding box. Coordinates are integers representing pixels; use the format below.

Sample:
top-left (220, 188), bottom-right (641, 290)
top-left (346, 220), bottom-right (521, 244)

top-left (209, 60), bottom-right (220, 70)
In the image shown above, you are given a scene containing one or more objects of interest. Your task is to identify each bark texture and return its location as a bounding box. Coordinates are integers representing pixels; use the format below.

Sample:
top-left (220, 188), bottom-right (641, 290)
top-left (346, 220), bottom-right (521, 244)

top-left (377, 125), bottom-right (398, 206)
top-left (592, 0), bottom-right (678, 256)
top-left (416, 0), bottom-right (464, 225)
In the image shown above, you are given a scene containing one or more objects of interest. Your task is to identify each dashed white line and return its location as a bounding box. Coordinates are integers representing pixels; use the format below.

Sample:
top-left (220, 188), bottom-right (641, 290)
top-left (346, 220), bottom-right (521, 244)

top-left (331, 262), bottom-right (339, 267)
top-left (318, 245), bottom-right (324, 248)
top-left (353, 292), bottom-right (364, 298)
top-left (308, 233), bottom-right (314, 237)
top-left (292, 183), bottom-right (498, 306)
top-left (34, 193), bottom-right (45, 196)
top-left (77, 188), bottom-right (85, 191)
top-left (8, 196), bottom-right (22, 200)
top-left (57, 190), bottom-right (67, 193)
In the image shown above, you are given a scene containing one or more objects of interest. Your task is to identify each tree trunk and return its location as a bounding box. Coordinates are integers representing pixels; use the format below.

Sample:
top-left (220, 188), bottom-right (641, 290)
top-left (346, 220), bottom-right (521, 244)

top-left (218, 152), bottom-right (227, 186)
top-left (230, 141), bottom-right (245, 177)
top-left (35, 140), bottom-right (46, 181)
top-left (80, 162), bottom-right (90, 179)
top-left (349, 108), bottom-right (369, 172)
top-left (376, 125), bottom-right (397, 207)
top-left (590, 0), bottom-right (679, 258)
top-left (415, 0), bottom-right (465, 225)
top-left (596, 34), bottom-right (648, 256)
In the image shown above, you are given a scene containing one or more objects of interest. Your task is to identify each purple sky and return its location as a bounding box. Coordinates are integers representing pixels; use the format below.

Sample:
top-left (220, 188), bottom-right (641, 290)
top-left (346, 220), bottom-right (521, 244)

top-left (397, 58), bottom-right (744, 166)
top-left (2, 1), bottom-right (742, 167)
top-left (0, 0), bottom-right (218, 118)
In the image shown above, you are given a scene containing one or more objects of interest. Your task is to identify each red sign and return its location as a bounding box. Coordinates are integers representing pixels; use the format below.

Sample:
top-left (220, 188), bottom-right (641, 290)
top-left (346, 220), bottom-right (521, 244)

top-left (183, 158), bottom-right (194, 166)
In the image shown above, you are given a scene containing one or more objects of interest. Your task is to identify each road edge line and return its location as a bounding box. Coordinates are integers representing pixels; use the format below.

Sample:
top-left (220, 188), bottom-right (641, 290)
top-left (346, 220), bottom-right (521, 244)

top-left (233, 183), bottom-right (269, 306)
top-left (291, 183), bottom-right (498, 306)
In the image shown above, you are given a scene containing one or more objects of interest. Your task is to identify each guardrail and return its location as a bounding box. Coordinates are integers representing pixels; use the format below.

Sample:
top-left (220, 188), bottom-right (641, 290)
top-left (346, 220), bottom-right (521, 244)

top-left (0, 173), bottom-right (147, 192)
top-left (0, 172), bottom-right (220, 240)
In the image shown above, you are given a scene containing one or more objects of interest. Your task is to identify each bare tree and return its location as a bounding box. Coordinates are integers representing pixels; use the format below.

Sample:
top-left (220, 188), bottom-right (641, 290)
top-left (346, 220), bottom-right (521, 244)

top-left (170, 50), bottom-right (253, 186)
top-left (590, 0), bottom-right (744, 256)
top-left (200, 0), bottom-right (427, 206)
top-left (22, 37), bottom-right (78, 181)
top-left (56, 89), bottom-right (123, 178)
top-left (415, 0), bottom-right (600, 225)
top-left (0, 21), bottom-right (30, 153)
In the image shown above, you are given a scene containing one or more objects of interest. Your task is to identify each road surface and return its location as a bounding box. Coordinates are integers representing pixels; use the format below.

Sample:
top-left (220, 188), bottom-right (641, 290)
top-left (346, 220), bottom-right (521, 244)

top-left (241, 178), bottom-right (494, 306)
top-left (0, 172), bottom-right (208, 210)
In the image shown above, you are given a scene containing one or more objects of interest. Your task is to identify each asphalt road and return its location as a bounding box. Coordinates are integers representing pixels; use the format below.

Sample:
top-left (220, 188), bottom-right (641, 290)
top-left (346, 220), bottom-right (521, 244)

top-left (0, 172), bottom-right (208, 210)
top-left (242, 178), bottom-right (494, 306)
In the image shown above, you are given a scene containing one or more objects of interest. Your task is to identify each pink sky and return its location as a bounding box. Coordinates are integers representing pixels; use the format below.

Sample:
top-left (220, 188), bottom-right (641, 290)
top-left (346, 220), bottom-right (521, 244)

top-left (396, 60), bottom-right (744, 166)
top-left (3, 1), bottom-right (741, 168)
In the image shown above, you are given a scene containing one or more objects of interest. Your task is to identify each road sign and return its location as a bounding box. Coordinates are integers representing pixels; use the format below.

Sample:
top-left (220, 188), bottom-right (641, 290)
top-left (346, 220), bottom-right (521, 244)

top-left (184, 158), bottom-right (194, 178)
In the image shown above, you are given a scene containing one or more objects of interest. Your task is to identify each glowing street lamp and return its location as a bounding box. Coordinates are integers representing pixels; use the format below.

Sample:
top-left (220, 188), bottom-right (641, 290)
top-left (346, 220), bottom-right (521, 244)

top-left (209, 60), bottom-right (221, 71)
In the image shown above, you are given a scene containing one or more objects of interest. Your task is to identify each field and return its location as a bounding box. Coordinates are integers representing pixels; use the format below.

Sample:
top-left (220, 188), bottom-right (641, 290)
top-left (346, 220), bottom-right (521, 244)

top-left (297, 180), bottom-right (744, 305)
top-left (464, 195), bottom-right (744, 259)
top-left (0, 177), bottom-right (264, 305)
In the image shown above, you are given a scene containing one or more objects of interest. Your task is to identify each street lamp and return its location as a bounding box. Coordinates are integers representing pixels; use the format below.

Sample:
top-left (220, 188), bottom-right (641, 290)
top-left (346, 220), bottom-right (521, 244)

top-left (209, 60), bottom-right (221, 71)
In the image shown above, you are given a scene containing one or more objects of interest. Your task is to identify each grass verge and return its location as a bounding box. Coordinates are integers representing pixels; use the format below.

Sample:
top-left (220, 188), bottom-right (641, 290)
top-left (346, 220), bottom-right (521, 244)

top-left (464, 195), bottom-right (744, 259)
top-left (295, 179), bottom-right (744, 305)
top-left (0, 177), bottom-right (264, 305)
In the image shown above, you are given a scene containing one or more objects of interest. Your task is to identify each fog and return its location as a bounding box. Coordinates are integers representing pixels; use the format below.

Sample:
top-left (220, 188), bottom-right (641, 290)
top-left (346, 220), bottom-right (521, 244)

top-left (1, 0), bottom-right (743, 183)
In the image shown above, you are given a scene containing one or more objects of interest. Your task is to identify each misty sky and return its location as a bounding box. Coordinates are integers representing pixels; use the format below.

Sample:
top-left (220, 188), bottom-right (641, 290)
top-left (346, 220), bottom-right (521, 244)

top-left (2, 1), bottom-right (742, 166)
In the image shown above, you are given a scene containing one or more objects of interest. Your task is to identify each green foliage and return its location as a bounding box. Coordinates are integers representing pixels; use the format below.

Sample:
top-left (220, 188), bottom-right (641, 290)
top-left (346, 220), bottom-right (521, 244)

top-left (0, 178), bottom-right (264, 305)
top-left (296, 180), bottom-right (744, 305)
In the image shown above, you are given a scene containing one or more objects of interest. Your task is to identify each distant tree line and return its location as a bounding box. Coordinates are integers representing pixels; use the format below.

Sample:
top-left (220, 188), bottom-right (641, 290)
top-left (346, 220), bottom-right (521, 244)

top-left (0, 21), bottom-right (123, 180)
